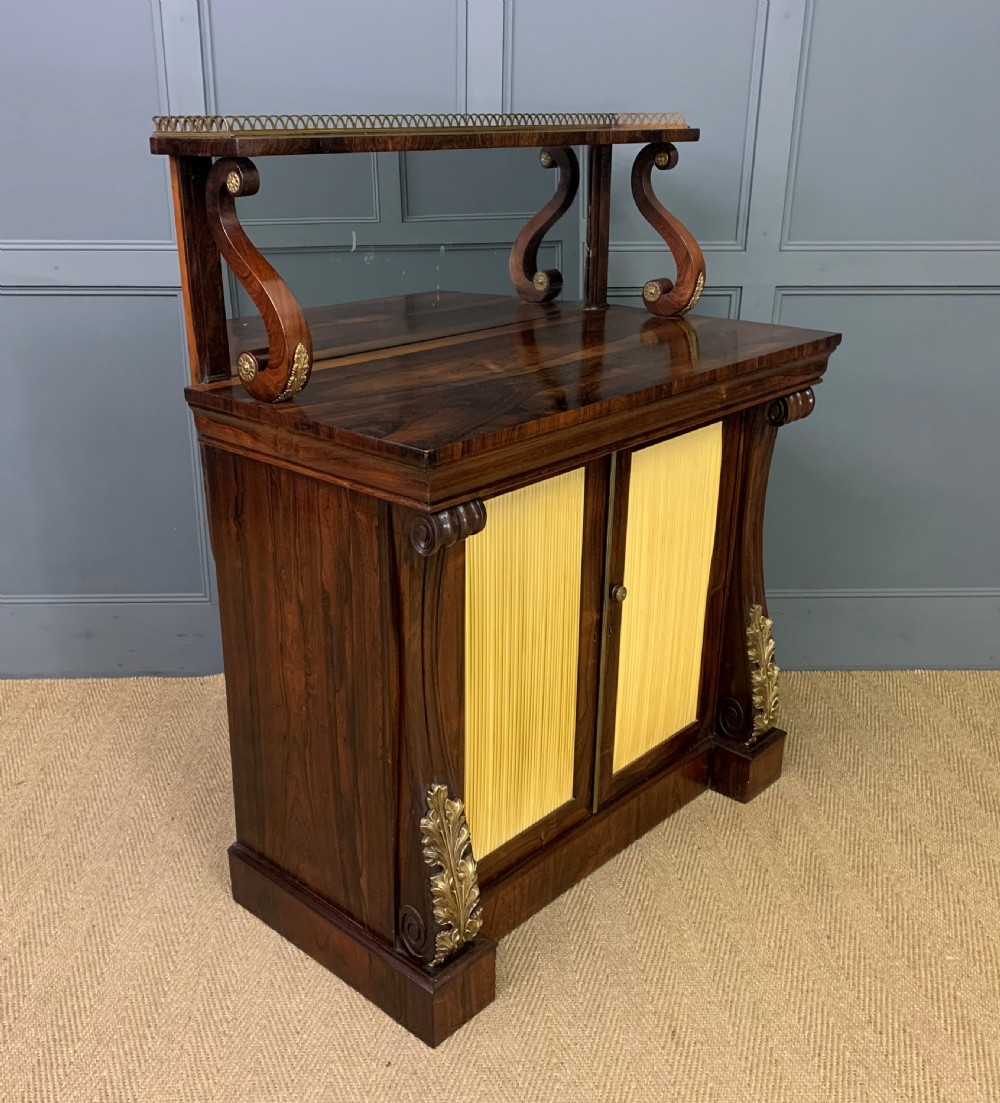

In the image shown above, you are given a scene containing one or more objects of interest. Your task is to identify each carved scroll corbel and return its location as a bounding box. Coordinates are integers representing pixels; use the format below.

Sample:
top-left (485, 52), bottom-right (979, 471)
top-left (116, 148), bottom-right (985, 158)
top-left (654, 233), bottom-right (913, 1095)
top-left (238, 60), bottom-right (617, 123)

top-left (631, 142), bottom-right (706, 317)
top-left (509, 147), bottom-right (580, 302)
top-left (206, 157), bottom-right (313, 402)
top-left (769, 387), bottom-right (816, 426)
top-left (408, 500), bottom-right (487, 556)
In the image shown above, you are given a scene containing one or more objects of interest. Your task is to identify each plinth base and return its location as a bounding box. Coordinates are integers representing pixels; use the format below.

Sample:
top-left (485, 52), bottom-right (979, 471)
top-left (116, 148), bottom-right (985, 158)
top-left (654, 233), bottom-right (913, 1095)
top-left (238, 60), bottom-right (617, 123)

top-left (710, 728), bottom-right (786, 803)
top-left (229, 844), bottom-right (497, 1047)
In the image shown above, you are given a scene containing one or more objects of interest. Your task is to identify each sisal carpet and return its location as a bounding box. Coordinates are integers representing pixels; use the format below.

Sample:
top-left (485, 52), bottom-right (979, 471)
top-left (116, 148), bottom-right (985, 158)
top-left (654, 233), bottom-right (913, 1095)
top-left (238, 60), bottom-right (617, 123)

top-left (1, 672), bottom-right (999, 1103)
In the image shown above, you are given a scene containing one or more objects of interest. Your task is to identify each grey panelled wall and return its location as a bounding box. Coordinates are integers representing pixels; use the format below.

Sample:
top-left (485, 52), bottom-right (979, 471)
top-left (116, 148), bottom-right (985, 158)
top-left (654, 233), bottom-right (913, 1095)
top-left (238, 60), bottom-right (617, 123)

top-left (1, 0), bottom-right (997, 674)
top-left (204, 0), bottom-right (580, 318)
top-left (0, 0), bottom-right (221, 676)
top-left (515, 0), bottom-right (1000, 668)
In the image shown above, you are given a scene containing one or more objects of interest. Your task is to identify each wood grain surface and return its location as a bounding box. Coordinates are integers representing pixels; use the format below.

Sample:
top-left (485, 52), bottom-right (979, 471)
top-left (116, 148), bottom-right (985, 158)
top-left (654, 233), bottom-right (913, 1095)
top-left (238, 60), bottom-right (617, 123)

top-left (205, 158), bottom-right (312, 402)
top-left (189, 293), bottom-right (839, 510)
top-left (185, 284), bottom-right (841, 1044)
top-left (201, 448), bottom-right (396, 937)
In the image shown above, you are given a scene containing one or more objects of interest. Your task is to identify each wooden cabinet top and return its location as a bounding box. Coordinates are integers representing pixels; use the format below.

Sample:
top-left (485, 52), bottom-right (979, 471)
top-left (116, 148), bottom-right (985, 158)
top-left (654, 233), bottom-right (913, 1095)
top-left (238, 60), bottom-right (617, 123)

top-left (150, 112), bottom-right (697, 156)
top-left (187, 292), bottom-right (840, 509)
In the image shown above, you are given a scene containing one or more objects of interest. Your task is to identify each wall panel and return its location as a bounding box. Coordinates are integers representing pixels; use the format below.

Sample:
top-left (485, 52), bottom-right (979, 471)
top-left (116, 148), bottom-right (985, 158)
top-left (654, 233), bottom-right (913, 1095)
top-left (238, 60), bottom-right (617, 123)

top-left (239, 156), bottom-right (380, 225)
top-left (204, 0), bottom-right (467, 113)
top-left (232, 243), bottom-right (562, 315)
top-left (784, 0), bottom-right (1000, 248)
top-left (0, 0), bottom-right (172, 244)
top-left (0, 292), bottom-right (208, 599)
top-left (507, 0), bottom-right (766, 249)
top-left (768, 290), bottom-right (1000, 591)
top-left (3, 0), bottom-right (997, 672)
top-left (402, 149), bottom-right (555, 221)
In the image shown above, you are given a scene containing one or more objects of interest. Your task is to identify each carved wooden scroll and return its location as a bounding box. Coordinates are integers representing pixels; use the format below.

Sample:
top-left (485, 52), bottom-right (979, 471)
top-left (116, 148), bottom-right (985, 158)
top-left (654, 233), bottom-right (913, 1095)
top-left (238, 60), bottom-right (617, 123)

top-left (769, 387), bottom-right (816, 426)
top-left (205, 158), bottom-right (313, 402)
top-left (509, 147), bottom-right (580, 303)
top-left (716, 389), bottom-right (817, 746)
top-left (631, 142), bottom-right (706, 318)
top-left (409, 500), bottom-right (487, 556)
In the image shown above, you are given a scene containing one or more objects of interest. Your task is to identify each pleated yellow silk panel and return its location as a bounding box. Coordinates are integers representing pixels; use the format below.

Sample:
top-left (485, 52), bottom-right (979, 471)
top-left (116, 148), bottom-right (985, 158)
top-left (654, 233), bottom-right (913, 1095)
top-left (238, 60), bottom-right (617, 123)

top-left (612, 423), bottom-right (723, 773)
top-left (464, 468), bottom-right (586, 858)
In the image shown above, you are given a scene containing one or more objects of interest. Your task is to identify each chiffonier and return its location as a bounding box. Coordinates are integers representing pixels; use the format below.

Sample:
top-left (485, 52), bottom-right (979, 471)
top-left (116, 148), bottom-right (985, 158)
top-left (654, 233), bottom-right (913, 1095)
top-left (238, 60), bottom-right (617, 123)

top-left (150, 113), bottom-right (840, 1045)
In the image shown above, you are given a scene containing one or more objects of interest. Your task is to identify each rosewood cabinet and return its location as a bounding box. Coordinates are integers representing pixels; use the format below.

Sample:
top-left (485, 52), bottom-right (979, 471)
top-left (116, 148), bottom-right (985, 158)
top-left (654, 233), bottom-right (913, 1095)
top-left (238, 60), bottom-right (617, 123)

top-left (151, 113), bottom-right (841, 1045)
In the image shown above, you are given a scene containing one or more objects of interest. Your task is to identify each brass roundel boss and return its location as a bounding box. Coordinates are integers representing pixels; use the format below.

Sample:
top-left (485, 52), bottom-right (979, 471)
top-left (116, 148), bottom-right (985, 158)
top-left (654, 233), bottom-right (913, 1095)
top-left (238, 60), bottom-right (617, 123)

top-left (539, 150), bottom-right (554, 168)
top-left (236, 351), bottom-right (259, 382)
top-left (611, 584), bottom-right (628, 604)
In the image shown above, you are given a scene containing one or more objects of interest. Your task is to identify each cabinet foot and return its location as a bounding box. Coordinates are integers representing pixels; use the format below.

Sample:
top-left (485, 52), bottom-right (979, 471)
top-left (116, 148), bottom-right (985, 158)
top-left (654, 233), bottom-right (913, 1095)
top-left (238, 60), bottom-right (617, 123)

top-left (710, 728), bottom-right (786, 803)
top-left (228, 844), bottom-right (496, 1047)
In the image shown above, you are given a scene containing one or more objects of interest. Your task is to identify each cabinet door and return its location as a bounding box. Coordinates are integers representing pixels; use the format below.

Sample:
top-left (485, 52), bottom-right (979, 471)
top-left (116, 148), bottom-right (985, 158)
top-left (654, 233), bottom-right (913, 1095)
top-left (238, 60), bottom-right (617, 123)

top-left (596, 422), bottom-right (724, 803)
top-left (463, 461), bottom-right (607, 877)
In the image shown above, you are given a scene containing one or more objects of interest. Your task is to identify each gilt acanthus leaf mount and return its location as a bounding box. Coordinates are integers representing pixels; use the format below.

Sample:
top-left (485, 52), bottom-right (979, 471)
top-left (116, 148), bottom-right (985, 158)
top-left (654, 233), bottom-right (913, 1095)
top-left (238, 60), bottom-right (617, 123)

top-left (420, 784), bottom-right (483, 966)
top-left (746, 604), bottom-right (780, 742)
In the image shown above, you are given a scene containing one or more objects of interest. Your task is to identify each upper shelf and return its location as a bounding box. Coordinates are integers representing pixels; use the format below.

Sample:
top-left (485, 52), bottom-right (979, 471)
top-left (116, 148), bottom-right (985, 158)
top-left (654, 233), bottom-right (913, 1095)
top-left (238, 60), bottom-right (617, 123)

top-left (149, 111), bottom-right (698, 157)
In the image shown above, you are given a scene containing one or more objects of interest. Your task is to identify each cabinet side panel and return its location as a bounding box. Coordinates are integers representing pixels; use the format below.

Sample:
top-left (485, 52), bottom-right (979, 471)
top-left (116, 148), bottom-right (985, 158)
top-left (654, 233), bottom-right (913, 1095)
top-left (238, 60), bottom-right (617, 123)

top-left (613, 423), bottom-right (723, 772)
top-left (202, 446), bottom-right (395, 939)
top-left (464, 468), bottom-right (586, 857)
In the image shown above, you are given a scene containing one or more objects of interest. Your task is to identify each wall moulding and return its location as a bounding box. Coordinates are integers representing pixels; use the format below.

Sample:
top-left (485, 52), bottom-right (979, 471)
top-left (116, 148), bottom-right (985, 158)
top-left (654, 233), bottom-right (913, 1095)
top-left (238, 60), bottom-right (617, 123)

top-left (780, 0), bottom-right (1000, 253)
top-left (509, 0), bottom-right (776, 251)
top-left (0, 287), bottom-right (213, 605)
top-left (399, 151), bottom-right (540, 224)
top-left (225, 240), bottom-right (564, 319)
top-left (772, 284), bottom-right (1000, 324)
top-left (240, 154), bottom-right (381, 229)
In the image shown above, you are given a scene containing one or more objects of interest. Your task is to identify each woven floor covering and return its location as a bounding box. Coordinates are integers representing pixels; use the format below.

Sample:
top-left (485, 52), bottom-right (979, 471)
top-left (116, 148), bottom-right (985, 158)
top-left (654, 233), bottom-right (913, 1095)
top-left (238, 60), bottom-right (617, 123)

top-left (2, 672), bottom-right (999, 1102)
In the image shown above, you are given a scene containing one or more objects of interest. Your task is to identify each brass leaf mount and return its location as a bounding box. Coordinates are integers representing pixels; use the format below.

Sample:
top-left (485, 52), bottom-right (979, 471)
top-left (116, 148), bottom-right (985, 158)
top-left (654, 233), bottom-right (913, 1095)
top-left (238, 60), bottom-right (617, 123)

top-left (277, 342), bottom-right (311, 402)
top-left (746, 604), bottom-right (780, 741)
top-left (420, 784), bottom-right (483, 967)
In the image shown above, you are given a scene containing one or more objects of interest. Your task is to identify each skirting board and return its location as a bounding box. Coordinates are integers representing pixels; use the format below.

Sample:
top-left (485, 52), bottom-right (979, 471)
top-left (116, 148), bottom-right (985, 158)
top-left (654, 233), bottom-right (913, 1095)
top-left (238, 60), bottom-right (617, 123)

top-left (3, 593), bottom-right (997, 677)
top-left (0, 601), bottom-right (224, 677)
top-left (769, 592), bottom-right (1000, 669)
